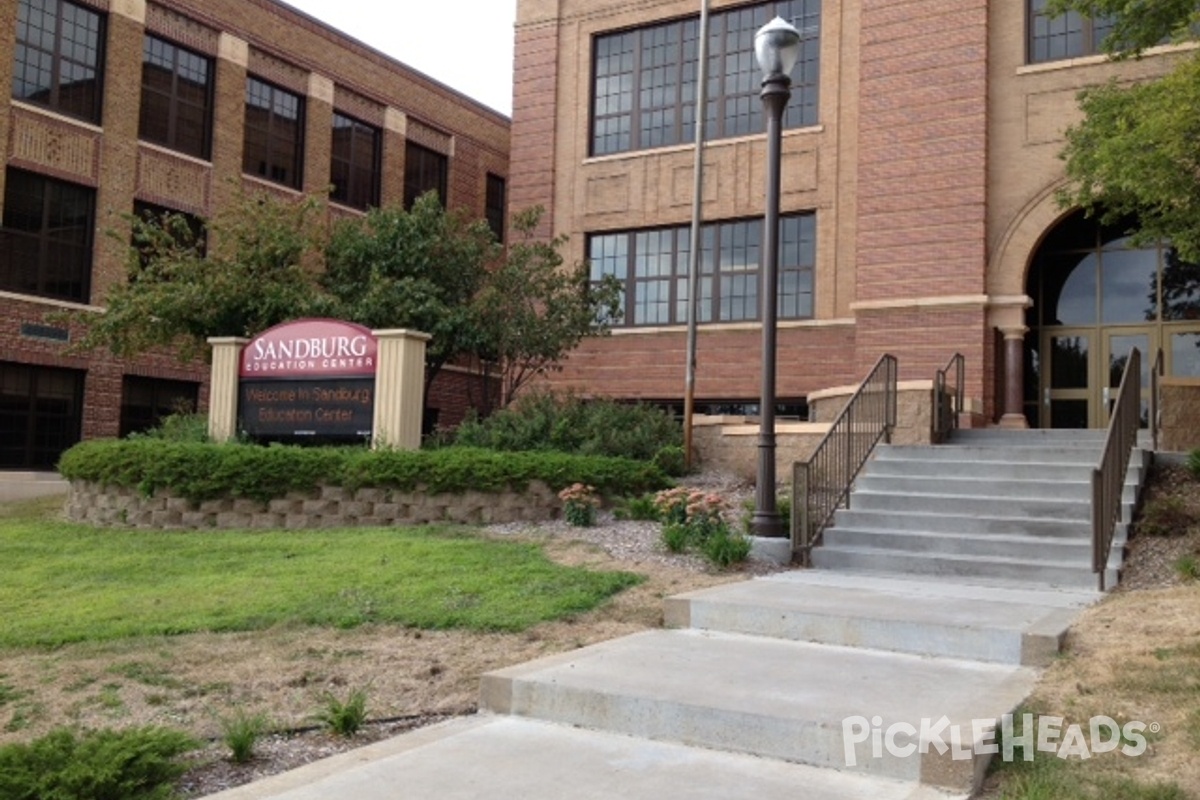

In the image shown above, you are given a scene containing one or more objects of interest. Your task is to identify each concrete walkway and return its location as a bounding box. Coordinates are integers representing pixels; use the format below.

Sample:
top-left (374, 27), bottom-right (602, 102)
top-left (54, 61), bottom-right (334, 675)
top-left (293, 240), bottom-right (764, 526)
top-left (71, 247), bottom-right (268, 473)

top-left (209, 570), bottom-right (1099, 800)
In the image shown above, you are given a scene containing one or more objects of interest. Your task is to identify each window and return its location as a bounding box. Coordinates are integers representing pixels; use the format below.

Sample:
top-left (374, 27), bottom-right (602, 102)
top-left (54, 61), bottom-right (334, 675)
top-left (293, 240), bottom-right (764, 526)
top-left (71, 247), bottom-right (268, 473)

top-left (0, 168), bottom-right (95, 303)
top-left (1028, 0), bottom-right (1115, 62)
top-left (589, 213), bottom-right (815, 327)
top-left (12, 0), bottom-right (105, 123)
top-left (330, 112), bottom-right (381, 210)
top-left (0, 361), bottom-right (84, 469)
top-left (404, 142), bottom-right (448, 209)
top-left (140, 35), bottom-right (213, 159)
top-left (591, 0), bottom-right (820, 156)
top-left (119, 375), bottom-right (199, 437)
top-left (485, 173), bottom-right (506, 240)
top-left (243, 77), bottom-right (304, 189)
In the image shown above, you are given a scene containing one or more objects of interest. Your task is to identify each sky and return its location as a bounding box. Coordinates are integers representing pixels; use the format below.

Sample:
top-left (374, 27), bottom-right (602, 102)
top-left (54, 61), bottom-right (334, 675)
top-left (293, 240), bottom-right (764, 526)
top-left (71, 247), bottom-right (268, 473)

top-left (282, 0), bottom-right (518, 116)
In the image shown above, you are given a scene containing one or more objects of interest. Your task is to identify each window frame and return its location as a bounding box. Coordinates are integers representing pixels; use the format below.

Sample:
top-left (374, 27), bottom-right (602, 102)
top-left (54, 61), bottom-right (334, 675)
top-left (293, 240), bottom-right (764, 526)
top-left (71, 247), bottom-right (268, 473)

top-left (1027, 0), bottom-right (1115, 63)
top-left (139, 34), bottom-right (214, 160)
top-left (589, 0), bottom-right (820, 157)
top-left (485, 173), bottom-right (506, 241)
top-left (330, 111), bottom-right (382, 211)
top-left (12, 0), bottom-right (107, 124)
top-left (403, 142), bottom-right (448, 210)
top-left (243, 76), bottom-right (305, 190)
top-left (0, 167), bottom-right (96, 303)
top-left (588, 212), bottom-right (816, 328)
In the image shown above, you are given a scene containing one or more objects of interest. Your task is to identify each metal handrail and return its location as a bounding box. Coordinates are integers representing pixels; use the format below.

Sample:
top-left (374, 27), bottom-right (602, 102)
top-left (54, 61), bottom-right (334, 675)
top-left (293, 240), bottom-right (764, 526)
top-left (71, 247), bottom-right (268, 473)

top-left (933, 353), bottom-right (965, 444)
top-left (1092, 347), bottom-right (1141, 592)
top-left (793, 354), bottom-right (898, 566)
top-left (1150, 347), bottom-right (1163, 451)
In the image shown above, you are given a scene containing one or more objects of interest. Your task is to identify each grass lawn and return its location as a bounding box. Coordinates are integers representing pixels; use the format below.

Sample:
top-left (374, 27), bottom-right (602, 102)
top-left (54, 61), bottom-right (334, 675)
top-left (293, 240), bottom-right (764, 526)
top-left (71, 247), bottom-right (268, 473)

top-left (0, 498), bottom-right (642, 648)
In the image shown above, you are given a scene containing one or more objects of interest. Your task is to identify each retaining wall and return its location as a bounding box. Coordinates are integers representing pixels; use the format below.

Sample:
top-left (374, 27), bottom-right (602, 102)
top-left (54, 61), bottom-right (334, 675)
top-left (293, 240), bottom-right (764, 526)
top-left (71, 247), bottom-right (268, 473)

top-left (66, 481), bottom-right (561, 530)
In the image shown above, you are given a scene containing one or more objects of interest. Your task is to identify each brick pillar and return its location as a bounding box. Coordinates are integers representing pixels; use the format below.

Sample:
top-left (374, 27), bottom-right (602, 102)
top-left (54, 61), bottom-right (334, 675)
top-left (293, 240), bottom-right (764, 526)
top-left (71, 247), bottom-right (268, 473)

top-left (206, 337), bottom-right (247, 443)
top-left (380, 107), bottom-right (407, 207)
top-left (211, 33), bottom-right (248, 214)
top-left (510, 8), bottom-right (561, 239)
top-left (304, 73), bottom-right (334, 198)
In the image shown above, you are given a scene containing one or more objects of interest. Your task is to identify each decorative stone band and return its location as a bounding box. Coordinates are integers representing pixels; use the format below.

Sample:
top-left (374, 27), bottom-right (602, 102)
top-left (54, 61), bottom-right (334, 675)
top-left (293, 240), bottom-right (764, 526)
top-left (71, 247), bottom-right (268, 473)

top-left (65, 481), bottom-right (562, 530)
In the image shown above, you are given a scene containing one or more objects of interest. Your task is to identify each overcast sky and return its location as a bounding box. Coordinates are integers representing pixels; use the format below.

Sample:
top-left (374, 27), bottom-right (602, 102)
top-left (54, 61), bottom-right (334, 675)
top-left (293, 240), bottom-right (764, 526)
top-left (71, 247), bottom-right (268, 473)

top-left (282, 0), bottom-right (518, 116)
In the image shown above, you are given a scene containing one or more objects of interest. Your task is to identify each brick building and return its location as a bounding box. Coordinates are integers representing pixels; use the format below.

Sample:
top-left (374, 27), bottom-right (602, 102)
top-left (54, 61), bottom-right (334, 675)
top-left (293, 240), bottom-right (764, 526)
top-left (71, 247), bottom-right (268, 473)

top-left (0, 0), bottom-right (510, 469)
top-left (512, 0), bottom-right (1200, 427)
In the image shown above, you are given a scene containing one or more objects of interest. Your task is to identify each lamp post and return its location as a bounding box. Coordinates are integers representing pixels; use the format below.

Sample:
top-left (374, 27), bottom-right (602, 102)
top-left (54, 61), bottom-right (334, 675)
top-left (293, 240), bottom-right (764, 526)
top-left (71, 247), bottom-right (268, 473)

top-left (750, 16), bottom-right (801, 538)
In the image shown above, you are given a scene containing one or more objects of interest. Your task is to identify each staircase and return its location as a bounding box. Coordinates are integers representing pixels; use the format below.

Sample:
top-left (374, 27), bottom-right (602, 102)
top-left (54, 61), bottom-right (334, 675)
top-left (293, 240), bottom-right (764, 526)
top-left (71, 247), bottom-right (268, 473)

top-left (812, 429), bottom-right (1149, 589)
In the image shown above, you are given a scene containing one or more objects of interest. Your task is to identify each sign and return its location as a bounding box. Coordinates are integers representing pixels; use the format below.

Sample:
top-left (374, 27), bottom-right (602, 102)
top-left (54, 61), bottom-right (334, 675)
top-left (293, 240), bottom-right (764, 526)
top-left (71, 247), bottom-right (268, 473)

top-left (238, 319), bottom-right (377, 439)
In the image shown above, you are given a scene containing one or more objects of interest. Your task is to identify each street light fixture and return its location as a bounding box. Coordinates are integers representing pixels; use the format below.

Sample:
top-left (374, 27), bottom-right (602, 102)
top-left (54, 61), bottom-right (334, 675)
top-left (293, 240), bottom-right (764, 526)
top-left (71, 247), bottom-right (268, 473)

top-left (750, 16), bottom-right (800, 538)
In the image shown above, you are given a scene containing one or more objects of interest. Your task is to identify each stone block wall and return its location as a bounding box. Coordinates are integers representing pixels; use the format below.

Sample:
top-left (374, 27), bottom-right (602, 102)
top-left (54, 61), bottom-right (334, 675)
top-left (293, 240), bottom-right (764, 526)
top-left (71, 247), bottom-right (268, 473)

top-left (808, 381), bottom-right (940, 446)
top-left (66, 481), bottom-right (562, 530)
top-left (1160, 379), bottom-right (1200, 453)
top-left (691, 416), bottom-right (830, 485)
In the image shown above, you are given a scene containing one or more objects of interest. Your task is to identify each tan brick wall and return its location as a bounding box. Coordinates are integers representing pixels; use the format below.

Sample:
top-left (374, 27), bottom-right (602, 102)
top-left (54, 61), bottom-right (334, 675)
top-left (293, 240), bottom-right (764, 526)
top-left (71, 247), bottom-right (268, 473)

top-left (0, 0), bottom-right (511, 460)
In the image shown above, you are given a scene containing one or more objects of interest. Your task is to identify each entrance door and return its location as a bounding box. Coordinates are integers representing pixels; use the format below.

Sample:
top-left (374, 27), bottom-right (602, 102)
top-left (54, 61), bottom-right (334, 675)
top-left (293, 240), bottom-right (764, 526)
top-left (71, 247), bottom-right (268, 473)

top-left (1103, 329), bottom-right (1151, 426)
top-left (1043, 329), bottom-right (1093, 428)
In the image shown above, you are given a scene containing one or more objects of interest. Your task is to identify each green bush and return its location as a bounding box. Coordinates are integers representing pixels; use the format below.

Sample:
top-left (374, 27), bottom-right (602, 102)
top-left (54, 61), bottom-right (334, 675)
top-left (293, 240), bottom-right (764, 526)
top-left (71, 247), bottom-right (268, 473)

top-left (613, 494), bottom-right (660, 521)
top-left (1138, 496), bottom-right (1192, 537)
top-left (0, 726), bottom-right (198, 800)
top-left (454, 392), bottom-right (683, 462)
top-left (315, 688), bottom-right (368, 737)
top-left (651, 445), bottom-right (687, 477)
top-left (128, 412), bottom-right (210, 443)
top-left (58, 441), bottom-right (671, 505)
top-left (1189, 449), bottom-right (1200, 479)
top-left (219, 710), bottom-right (269, 764)
top-left (701, 529), bottom-right (753, 569)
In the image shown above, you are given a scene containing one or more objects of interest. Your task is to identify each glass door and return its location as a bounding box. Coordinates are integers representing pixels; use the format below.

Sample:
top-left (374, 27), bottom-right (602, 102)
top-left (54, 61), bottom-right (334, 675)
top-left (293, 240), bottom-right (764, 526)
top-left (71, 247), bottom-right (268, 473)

top-left (1043, 330), bottom-right (1094, 428)
top-left (1104, 329), bottom-right (1151, 426)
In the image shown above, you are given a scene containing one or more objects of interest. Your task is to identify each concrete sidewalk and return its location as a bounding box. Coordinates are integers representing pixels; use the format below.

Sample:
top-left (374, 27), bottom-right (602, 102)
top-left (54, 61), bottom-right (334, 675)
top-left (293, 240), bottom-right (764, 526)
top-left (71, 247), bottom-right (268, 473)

top-left (206, 570), bottom-right (1099, 799)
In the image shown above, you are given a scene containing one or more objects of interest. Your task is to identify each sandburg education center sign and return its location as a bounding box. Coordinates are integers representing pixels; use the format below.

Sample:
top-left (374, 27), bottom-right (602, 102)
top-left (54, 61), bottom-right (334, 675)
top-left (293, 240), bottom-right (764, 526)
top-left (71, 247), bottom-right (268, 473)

top-left (238, 319), bottom-right (378, 439)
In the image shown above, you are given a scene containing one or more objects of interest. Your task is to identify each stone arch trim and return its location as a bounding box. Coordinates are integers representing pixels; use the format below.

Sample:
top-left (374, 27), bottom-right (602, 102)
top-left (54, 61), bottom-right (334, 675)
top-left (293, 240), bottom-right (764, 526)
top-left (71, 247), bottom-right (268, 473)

top-left (989, 180), bottom-right (1078, 299)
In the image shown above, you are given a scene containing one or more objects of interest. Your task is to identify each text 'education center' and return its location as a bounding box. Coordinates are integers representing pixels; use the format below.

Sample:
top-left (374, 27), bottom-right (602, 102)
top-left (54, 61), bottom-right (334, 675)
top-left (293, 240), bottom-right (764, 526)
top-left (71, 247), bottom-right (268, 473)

top-left (0, 0), bottom-right (509, 469)
top-left (511, 0), bottom-right (1200, 426)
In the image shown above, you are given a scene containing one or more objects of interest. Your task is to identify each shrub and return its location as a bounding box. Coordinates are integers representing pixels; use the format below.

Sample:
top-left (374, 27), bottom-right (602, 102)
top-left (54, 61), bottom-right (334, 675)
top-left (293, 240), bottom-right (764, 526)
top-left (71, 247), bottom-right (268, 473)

top-left (219, 710), bottom-right (269, 764)
top-left (128, 412), bottom-right (209, 443)
top-left (661, 522), bottom-right (692, 553)
top-left (701, 529), bottom-right (753, 569)
top-left (558, 483), bottom-right (601, 527)
top-left (57, 441), bottom-right (671, 506)
top-left (651, 445), bottom-right (687, 477)
top-left (1189, 449), bottom-right (1200, 479)
top-left (315, 688), bottom-right (368, 737)
top-left (613, 494), bottom-right (660, 521)
top-left (0, 726), bottom-right (198, 800)
top-left (1176, 554), bottom-right (1200, 581)
top-left (454, 391), bottom-right (683, 462)
top-left (1138, 496), bottom-right (1192, 537)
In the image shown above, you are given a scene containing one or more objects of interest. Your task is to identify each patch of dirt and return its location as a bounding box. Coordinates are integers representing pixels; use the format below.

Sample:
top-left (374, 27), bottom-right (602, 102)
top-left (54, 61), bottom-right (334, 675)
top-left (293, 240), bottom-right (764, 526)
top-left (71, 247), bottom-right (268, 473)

top-left (0, 473), bottom-right (776, 797)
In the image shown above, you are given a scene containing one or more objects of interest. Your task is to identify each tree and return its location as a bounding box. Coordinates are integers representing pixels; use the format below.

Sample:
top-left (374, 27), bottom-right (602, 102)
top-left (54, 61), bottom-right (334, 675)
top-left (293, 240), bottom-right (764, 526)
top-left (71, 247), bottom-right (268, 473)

top-left (68, 189), bottom-right (326, 361)
top-left (1050, 1), bottom-right (1200, 260)
top-left (320, 192), bottom-right (501, 403)
top-left (470, 207), bottom-right (621, 408)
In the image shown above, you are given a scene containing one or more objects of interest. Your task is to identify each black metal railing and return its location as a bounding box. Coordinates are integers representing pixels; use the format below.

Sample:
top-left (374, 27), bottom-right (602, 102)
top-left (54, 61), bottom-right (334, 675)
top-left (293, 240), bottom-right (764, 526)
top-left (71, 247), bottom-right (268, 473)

top-left (1151, 347), bottom-right (1163, 452)
top-left (1092, 347), bottom-right (1141, 592)
top-left (793, 354), bottom-right (898, 566)
top-left (932, 353), bottom-right (965, 444)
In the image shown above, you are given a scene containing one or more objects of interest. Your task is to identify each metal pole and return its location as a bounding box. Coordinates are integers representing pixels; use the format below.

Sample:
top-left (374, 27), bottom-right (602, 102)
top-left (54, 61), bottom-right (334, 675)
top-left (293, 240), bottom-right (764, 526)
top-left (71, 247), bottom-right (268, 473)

top-left (751, 71), bottom-right (790, 538)
top-left (683, 0), bottom-right (710, 472)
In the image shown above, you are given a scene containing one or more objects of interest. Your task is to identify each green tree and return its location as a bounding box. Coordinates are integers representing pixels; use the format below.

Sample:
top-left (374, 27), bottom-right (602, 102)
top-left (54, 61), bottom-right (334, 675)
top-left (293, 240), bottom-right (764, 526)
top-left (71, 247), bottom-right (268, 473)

top-left (1050, 1), bottom-right (1200, 260)
top-left (69, 189), bottom-right (326, 361)
top-left (470, 207), bottom-right (621, 408)
top-left (320, 192), bottom-right (501, 403)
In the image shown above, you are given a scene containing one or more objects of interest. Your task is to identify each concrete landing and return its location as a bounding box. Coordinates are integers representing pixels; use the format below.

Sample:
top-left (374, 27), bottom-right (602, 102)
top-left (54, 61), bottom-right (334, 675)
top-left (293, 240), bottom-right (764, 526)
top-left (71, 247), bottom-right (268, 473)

top-left (205, 716), bottom-right (964, 800)
top-left (665, 570), bottom-right (1097, 665)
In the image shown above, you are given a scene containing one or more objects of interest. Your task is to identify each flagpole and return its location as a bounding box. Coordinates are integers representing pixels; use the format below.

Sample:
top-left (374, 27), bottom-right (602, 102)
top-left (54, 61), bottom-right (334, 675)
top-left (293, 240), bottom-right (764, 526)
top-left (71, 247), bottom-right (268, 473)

top-left (682, 0), bottom-right (710, 471)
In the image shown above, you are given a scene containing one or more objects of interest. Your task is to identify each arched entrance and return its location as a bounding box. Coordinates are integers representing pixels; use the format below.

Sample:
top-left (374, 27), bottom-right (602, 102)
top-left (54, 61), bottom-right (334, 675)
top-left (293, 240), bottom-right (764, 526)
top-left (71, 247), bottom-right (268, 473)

top-left (1025, 211), bottom-right (1200, 427)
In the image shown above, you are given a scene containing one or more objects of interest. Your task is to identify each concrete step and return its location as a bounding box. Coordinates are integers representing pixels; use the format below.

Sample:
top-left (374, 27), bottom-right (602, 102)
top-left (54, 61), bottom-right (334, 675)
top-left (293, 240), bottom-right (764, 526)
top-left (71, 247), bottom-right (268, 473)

top-left (481, 629), bottom-right (1036, 792)
top-left (949, 429), bottom-right (1110, 445)
top-left (848, 490), bottom-right (1132, 521)
top-left (204, 715), bottom-right (967, 800)
top-left (876, 445), bottom-right (1105, 464)
top-left (831, 509), bottom-right (1131, 540)
top-left (664, 571), bottom-right (1096, 666)
top-left (862, 457), bottom-right (1144, 485)
top-left (811, 547), bottom-right (1117, 590)
top-left (822, 527), bottom-right (1104, 562)
top-left (853, 475), bottom-right (1139, 504)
